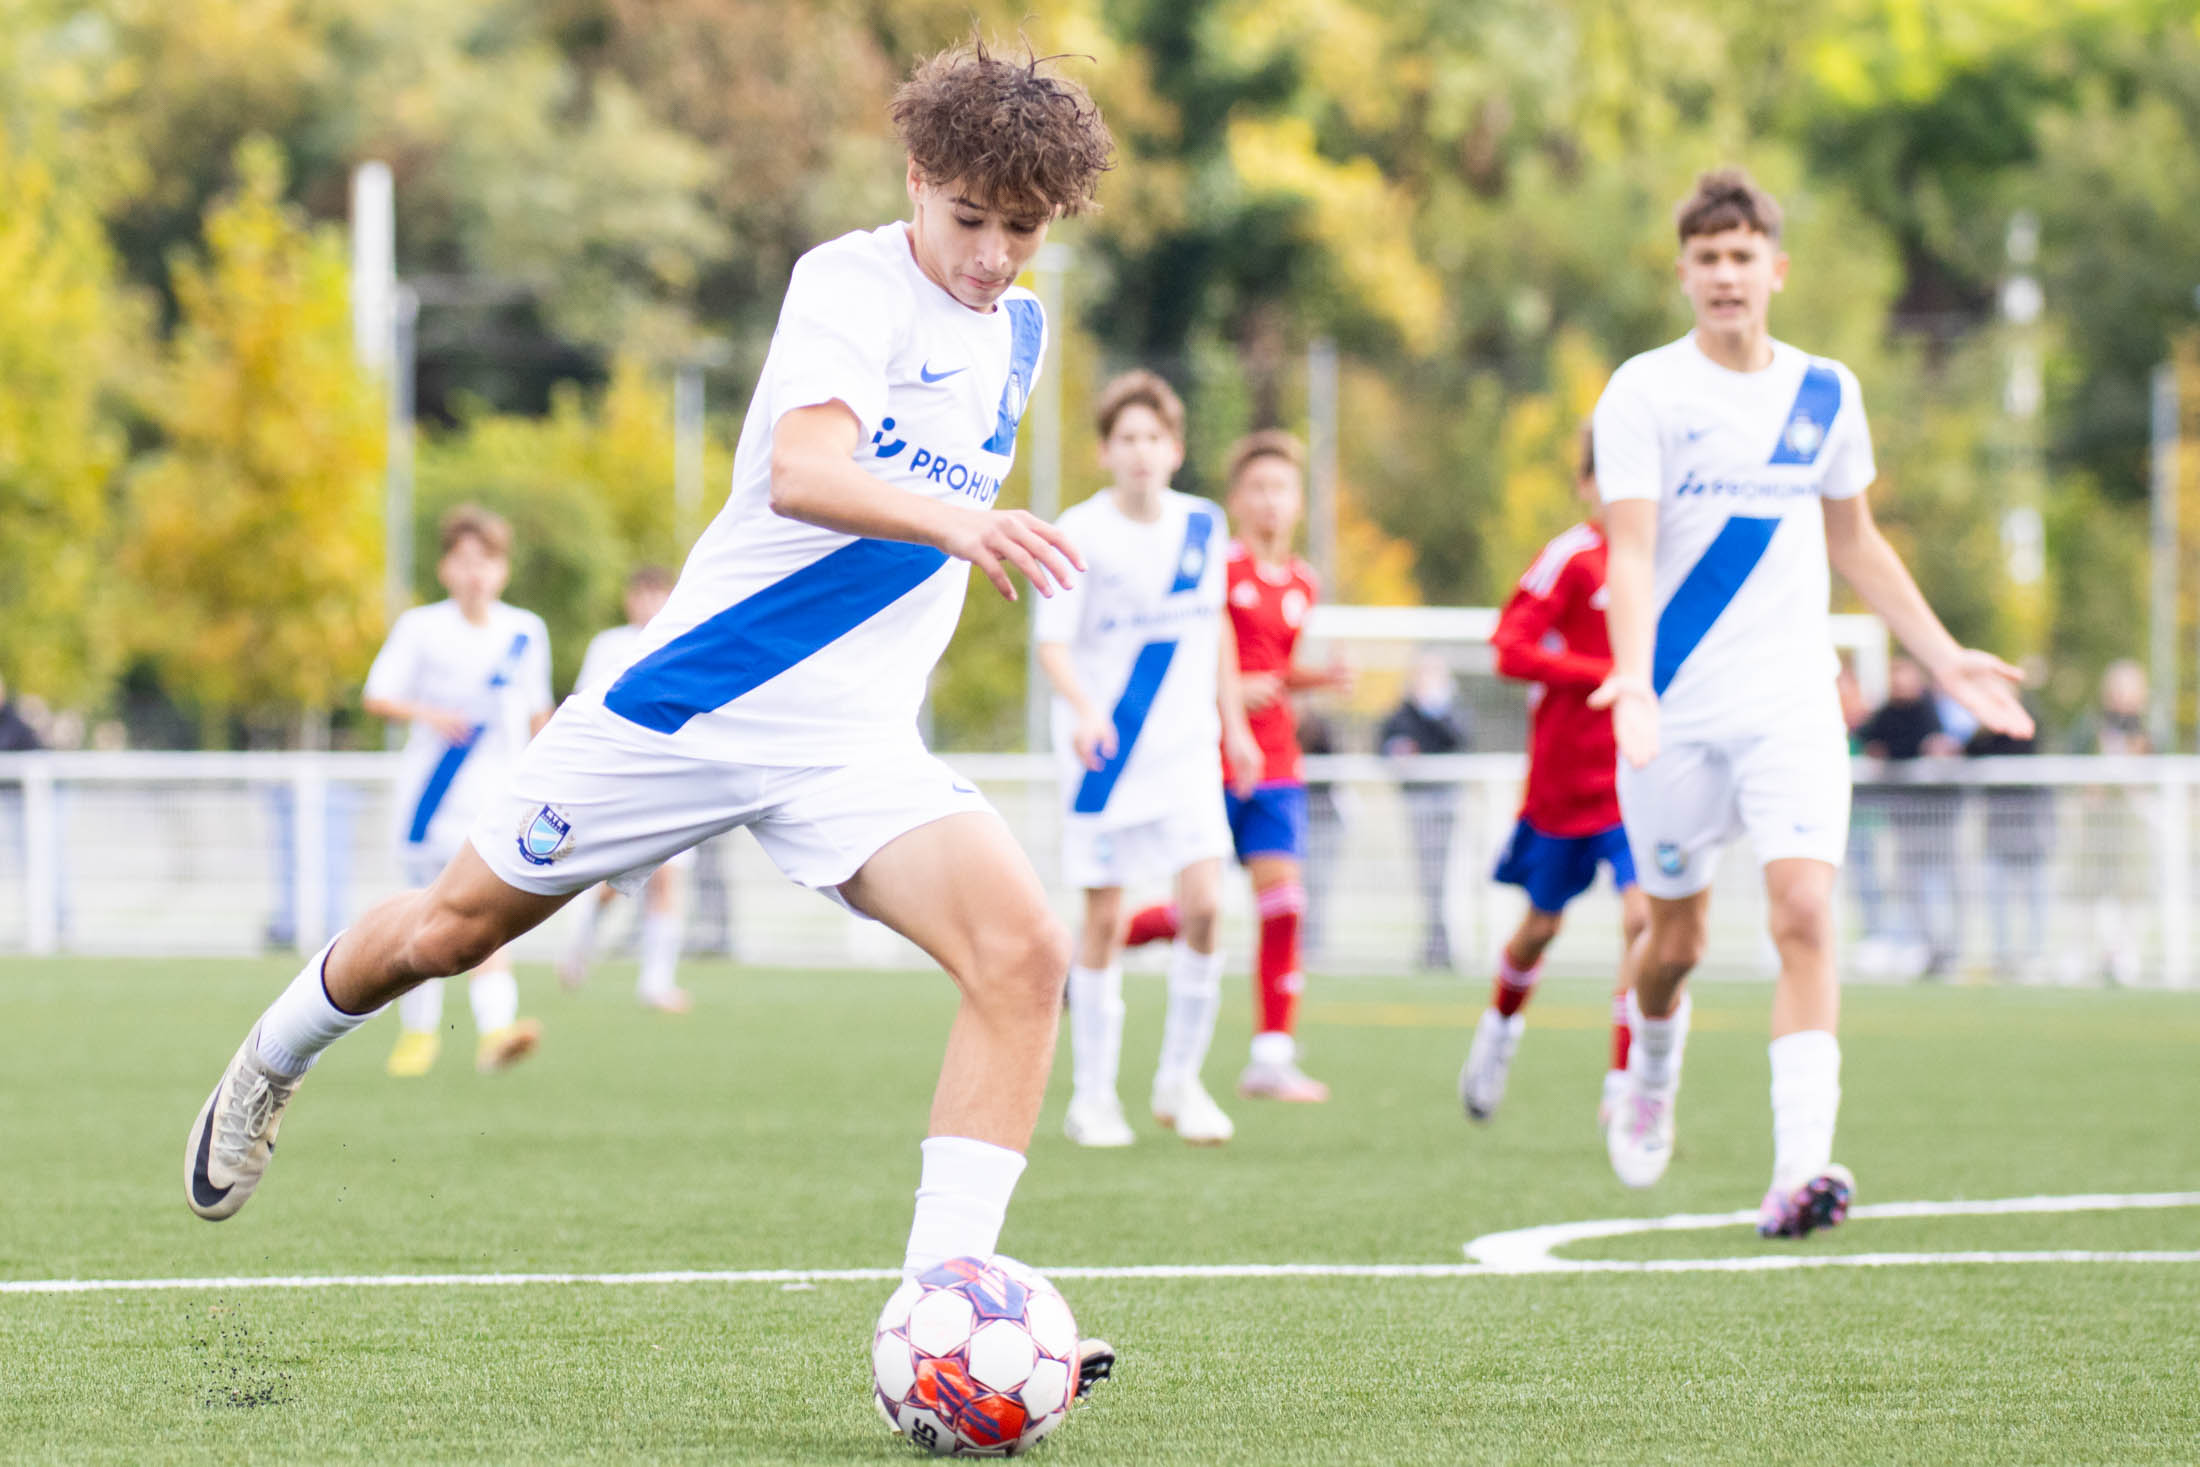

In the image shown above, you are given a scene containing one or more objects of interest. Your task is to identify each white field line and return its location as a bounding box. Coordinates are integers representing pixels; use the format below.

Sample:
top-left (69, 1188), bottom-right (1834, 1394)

top-left (6, 1192), bottom-right (2197, 1296)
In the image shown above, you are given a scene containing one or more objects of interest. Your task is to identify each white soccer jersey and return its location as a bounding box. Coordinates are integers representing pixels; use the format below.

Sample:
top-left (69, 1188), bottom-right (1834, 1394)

top-left (574, 623), bottom-right (642, 700)
top-left (363, 599), bottom-right (553, 849)
top-left (585, 222), bottom-right (1046, 766)
top-left (1594, 334), bottom-right (1875, 742)
top-left (1033, 489), bottom-right (1226, 830)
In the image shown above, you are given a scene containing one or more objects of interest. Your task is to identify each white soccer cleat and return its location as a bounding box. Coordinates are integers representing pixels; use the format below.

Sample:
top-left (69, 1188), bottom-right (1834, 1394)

top-left (1063, 1095), bottom-right (1136, 1148)
top-left (184, 1025), bottom-right (304, 1221)
top-left (1596, 1067), bottom-right (1630, 1132)
top-left (1237, 1058), bottom-right (1330, 1103)
top-left (1604, 1081), bottom-right (1676, 1189)
top-left (1458, 1008), bottom-right (1525, 1122)
top-left (1152, 1078), bottom-right (1234, 1145)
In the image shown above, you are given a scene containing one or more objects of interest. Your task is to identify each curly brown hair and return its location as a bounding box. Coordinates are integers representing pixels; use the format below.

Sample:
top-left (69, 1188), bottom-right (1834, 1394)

top-left (1675, 167), bottom-right (1783, 244)
top-left (890, 37), bottom-right (1113, 219)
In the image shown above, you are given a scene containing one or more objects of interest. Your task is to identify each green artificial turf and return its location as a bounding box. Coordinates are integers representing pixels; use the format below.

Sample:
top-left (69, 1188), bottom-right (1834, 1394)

top-left (3, 958), bottom-right (2196, 1463)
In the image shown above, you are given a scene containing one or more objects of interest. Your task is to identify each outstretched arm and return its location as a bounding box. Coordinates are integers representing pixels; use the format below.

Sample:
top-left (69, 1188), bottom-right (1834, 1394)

top-left (1822, 495), bottom-right (2032, 739)
top-left (770, 402), bottom-right (1084, 602)
top-left (1589, 497), bottom-right (1661, 767)
top-left (1492, 580), bottom-right (1611, 690)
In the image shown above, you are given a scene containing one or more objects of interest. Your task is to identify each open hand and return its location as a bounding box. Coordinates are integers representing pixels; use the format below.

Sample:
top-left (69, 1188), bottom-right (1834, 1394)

top-left (1589, 674), bottom-right (1660, 769)
top-left (1225, 724), bottom-right (1265, 798)
top-left (1932, 648), bottom-right (2033, 740)
top-left (1072, 714), bottom-right (1117, 773)
top-left (939, 508), bottom-right (1084, 602)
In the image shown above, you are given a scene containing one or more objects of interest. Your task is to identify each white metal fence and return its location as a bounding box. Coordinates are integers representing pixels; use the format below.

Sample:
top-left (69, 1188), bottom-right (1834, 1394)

top-left (0, 751), bottom-right (2191, 986)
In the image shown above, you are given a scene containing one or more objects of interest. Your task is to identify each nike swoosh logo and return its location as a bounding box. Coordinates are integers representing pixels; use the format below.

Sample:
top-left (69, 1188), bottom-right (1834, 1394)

top-left (1683, 426), bottom-right (1715, 442)
top-left (919, 363), bottom-right (966, 383)
top-left (190, 1084), bottom-right (234, 1213)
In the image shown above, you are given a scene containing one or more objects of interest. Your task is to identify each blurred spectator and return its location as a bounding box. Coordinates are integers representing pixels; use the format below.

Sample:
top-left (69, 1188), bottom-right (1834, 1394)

top-left (2069, 659), bottom-right (2152, 984)
top-left (1380, 654), bottom-right (1470, 970)
top-left (1297, 705), bottom-right (1346, 958)
top-left (1856, 656), bottom-right (1961, 976)
top-left (1836, 661), bottom-right (1894, 961)
top-left (0, 675), bottom-right (43, 751)
top-left (1967, 710), bottom-right (2050, 980)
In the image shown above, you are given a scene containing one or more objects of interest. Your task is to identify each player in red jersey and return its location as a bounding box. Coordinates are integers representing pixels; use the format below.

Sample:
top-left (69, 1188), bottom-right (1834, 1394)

top-left (1460, 425), bottom-right (1649, 1126)
top-left (1125, 430), bottom-right (1347, 1101)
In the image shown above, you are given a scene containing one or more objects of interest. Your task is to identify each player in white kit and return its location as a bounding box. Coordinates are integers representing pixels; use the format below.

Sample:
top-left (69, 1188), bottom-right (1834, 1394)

top-left (184, 45), bottom-right (1122, 1386)
top-left (1035, 371), bottom-right (1263, 1150)
top-left (556, 564), bottom-right (695, 1014)
top-left (1590, 170), bottom-right (2031, 1236)
top-left (360, 505), bottom-right (551, 1076)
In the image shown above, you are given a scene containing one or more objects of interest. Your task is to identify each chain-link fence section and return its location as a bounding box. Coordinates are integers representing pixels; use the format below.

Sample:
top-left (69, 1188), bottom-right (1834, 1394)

top-left (0, 752), bottom-right (2190, 986)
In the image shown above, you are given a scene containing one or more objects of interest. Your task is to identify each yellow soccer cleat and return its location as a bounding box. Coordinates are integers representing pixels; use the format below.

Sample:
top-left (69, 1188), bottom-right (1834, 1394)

top-left (385, 1029), bottom-right (441, 1078)
top-left (476, 1018), bottom-right (542, 1073)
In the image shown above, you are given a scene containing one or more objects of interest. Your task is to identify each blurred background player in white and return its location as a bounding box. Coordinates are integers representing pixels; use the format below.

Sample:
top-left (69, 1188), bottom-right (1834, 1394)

top-left (1036, 370), bottom-right (1263, 1149)
top-left (1126, 430), bottom-right (1348, 1102)
top-left (1590, 169), bottom-right (2031, 1236)
top-left (187, 46), bottom-right (1123, 1379)
top-left (557, 564), bottom-right (694, 1014)
top-left (360, 505), bottom-right (551, 1076)
top-left (1464, 424), bottom-right (1647, 1125)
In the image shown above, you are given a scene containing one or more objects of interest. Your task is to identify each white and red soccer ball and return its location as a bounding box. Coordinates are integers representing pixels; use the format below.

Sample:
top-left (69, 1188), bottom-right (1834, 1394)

top-left (872, 1255), bottom-right (1080, 1456)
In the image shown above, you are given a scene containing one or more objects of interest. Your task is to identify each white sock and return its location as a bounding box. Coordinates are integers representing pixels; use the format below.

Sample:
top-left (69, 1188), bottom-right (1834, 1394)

top-left (396, 977), bottom-right (444, 1035)
top-left (638, 911), bottom-right (681, 1000)
top-left (1066, 964), bottom-right (1124, 1106)
top-left (469, 967), bottom-right (519, 1033)
top-left (902, 1135), bottom-right (1028, 1279)
top-left (1769, 1029), bottom-right (1842, 1193)
top-left (566, 895), bottom-right (602, 969)
top-left (1249, 1029), bottom-right (1295, 1067)
top-left (1628, 988), bottom-right (1692, 1096)
top-left (255, 936), bottom-right (376, 1077)
top-left (1154, 941), bottom-right (1226, 1094)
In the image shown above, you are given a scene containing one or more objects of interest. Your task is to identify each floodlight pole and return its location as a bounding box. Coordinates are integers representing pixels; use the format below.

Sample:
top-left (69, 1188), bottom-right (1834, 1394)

top-left (1308, 336), bottom-right (1340, 590)
top-left (2150, 361), bottom-right (2180, 750)
top-left (385, 285), bottom-right (419, 622)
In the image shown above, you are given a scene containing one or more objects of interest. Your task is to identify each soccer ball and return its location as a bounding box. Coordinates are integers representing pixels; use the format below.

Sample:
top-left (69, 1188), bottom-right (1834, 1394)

top-left (872, 1255), bottom-right (1080, 1456)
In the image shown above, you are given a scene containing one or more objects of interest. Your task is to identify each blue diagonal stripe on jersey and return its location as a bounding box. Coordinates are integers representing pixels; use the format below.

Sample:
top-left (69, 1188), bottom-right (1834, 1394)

top-left (1768, 362), bottom-right (1842, 466)
top-left (407, 630), bottom-right (530, 843)
top-left (1168, 506), bottom-right (1216, 593)
top-left (980, 298), bottom-right (1045, 456)
top-left (603, 539), bottom-right (949, 735)
top-left (1073, 639), bottom-right (1179, 815)
top-left (1652, 516), bottom-right (1782, 696)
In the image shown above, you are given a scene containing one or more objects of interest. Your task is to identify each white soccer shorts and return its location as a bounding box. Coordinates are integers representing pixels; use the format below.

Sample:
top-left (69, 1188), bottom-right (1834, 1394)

top-left (1616, 706), bottom-right (1851, 900)
top-left (469, 702), bottom-right (994, 912)
top-left (1059, 793), bottom-right (1232, 891)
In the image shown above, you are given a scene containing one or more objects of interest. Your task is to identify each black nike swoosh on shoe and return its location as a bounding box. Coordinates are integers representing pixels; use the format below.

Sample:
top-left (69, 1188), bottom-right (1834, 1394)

top-left (190, 1085), bottom-right (234, 1215)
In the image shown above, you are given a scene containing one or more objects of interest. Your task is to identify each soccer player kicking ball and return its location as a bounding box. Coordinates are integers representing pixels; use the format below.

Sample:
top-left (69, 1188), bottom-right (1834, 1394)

top-left (557, 564), bottom-right (695, 1014)
top-left (360, 505), bottom-right (552, 1076)
top-left (1037, 370), bottom-right (1264, 1149)
top-left (1462, 426), bottom-right (1648, 1125)
top-left (185, 43), bottom-right (1121, 1368)
top-left (1590, 169), bottom-right (2031, 1237)
top-left (1123, 432), bottom-right (1347, 1103)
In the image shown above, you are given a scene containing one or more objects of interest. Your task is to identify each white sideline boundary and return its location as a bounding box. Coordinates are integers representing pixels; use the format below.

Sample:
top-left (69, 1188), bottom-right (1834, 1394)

top-left (6, 1191), bottom-right (2197, 1296)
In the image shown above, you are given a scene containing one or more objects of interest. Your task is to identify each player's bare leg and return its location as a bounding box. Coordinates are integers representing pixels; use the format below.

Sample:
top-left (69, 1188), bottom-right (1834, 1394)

top-left (1063, 884), bottom-right (1134, 1147)
top-left (1460, 906), bottom-right (1562, 1121)
top-left (187, 847), bottom-right (573, 1219)
top-left (837, 812), bottom-right (1073, 1276)
top-left (1152, 856), bottom-right (1233, 1142)
top-left (1600, 885), bottom-right (1651, 1125)
top-left (1238, 853), bottom-right (1326, 1102)
top-left (635, 863), bottom-right (692, 1013)
top-left (1605, 889), bottom-right (1705, 1187)
top-left (1757, 856), bottom-right (1853, 1237)
top-left (558, 883), bottom-right (620, 991)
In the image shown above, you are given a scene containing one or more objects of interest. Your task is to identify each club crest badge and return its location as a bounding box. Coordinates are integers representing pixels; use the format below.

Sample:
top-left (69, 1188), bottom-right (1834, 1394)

top-left (1656, 841), bottom-right (1687, 878)
top-left (517, 804), bottom-right (574, 866)
top-left (1783, 416), bottom-right (1825, 459)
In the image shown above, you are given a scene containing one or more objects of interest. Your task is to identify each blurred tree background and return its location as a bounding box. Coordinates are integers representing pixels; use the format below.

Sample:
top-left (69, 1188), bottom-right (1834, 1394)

top-left (1, 0), bottom-right (2197, 746)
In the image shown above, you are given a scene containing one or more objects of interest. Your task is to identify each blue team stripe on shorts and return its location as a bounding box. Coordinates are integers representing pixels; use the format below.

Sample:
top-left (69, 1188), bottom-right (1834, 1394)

top-left (1073, 639), bottom-right (1178, 815)
top-left (604, 538), bottom-right (949, 735)
top-left (1652, 515), bottom-right (1781, 696)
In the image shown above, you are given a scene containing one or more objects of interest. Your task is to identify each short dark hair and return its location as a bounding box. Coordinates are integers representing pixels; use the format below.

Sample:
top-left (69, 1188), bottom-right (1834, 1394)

top-left (891, 37), bottom-right (1114, 219)
top-left (1094, 369), bottom-right (1185, 443)
top-left (1675, 167), bottom-right (1783, 245)
top-left (1224, 429), bottom-right (1304, 489)
top-left (438, 504), bottom-right (510, 558)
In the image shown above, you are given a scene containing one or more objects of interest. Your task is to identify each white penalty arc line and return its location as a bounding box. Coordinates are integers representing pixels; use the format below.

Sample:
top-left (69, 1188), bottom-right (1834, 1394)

top-left (6, 1191), bottom-right (2197, 1296)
